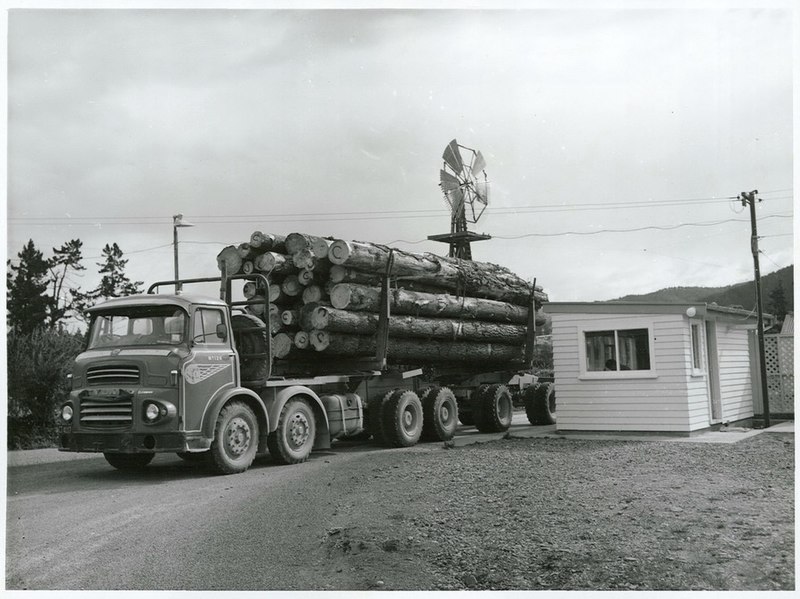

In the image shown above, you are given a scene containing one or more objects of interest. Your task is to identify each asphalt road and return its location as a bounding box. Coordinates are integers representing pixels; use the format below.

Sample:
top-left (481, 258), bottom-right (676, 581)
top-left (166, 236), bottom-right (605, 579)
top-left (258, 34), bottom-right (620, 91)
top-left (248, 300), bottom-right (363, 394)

top-left (5, 418), bottom-right (539, 591)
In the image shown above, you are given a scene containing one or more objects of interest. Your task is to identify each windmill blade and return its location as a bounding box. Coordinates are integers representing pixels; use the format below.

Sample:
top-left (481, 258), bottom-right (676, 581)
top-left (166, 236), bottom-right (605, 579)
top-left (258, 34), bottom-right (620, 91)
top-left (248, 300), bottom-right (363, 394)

top-left (442, 139), bottom-right (464, 174)
top-left (445, 187), bottom-right (465, 214)
top-left (474, 179), bottom-right (490, 204)
top-left (471, 150), bottom-right (486, 175)
top-left (439, 169), bottom-right (461, 193)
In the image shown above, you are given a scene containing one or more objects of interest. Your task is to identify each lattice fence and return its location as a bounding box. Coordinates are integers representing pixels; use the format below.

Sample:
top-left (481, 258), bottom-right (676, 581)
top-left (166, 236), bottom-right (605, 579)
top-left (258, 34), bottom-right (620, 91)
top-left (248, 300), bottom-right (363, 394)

top-left (754, 333), bottom-right (794, 415)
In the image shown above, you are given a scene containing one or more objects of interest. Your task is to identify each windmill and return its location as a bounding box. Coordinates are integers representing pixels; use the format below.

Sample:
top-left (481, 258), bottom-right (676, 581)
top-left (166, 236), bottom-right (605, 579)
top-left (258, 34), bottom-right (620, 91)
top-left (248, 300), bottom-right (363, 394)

top-left (427, 139), bottom-right (492, 260)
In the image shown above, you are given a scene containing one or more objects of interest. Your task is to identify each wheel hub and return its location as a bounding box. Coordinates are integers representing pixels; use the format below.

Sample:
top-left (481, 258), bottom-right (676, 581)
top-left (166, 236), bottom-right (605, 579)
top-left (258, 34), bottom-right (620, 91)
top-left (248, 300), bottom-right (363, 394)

top-left (289, 412), bottom-right (310, 448)
top-left (440, 404), bottom-right (451, 422)
top-left (226, 417), bottom-right (251, 457)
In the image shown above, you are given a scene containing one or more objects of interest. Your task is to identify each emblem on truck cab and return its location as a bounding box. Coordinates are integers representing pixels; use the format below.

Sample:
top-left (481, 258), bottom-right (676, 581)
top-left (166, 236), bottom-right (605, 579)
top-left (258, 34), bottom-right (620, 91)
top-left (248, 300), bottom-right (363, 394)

top-left (184, 363), bottom-right (231, 384)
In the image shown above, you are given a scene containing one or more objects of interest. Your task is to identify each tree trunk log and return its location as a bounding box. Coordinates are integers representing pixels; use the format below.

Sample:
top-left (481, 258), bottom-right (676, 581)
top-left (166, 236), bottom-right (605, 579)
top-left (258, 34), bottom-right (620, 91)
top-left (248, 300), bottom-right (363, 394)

top-left (217, 246), bottom-right (243, 276)
top-left (329, 283), bottom-right (530, 324)
top-left (294, 330), bottom-right (310, 349)
top-left (302, 285), bottom-right (326, 305)
top-left (327, 239), bottom-right (540, 306)
top-left (311, 333), bottom-right (525, 364)
top-left (298, 304), bottom-right (527, 343)
top-left (285, 233), bottom-right (332, 258)
top-left (272, 332), bottom-right (293, 359)
top-left (281, 275), bottom-right (303, 297)
top-left (254, 252), bottom-right (297, 275)
top-left (281, 308), bottom-right (300, 327)
top-left (250, 232), bottom-right (287, 254)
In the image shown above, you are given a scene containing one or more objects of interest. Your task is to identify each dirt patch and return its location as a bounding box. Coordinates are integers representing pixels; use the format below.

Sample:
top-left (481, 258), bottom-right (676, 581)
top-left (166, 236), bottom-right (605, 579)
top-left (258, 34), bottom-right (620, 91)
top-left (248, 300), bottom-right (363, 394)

top-left (312, 433), bottom-right (794, 590)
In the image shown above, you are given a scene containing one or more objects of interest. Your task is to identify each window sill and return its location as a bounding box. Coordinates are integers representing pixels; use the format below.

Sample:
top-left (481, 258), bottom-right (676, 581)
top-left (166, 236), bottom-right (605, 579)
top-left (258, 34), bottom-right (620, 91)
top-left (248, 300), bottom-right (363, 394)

top-left (578, 372), bottom-right (659, 381)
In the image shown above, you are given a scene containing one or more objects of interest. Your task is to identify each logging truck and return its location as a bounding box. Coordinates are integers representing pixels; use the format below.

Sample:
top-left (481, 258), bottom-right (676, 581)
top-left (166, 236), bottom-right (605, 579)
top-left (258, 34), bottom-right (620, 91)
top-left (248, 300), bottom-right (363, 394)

top-left (58, 239), bottom-right (554, 474)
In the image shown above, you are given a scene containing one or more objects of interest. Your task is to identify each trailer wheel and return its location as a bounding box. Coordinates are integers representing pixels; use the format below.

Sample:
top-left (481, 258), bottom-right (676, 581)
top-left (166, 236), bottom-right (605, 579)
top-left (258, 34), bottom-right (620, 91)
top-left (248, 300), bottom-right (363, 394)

top-left (209, 400), bottom-right (259, 474)
top-left (267, 397), bottom-right (316, 465)
top-left (472, 383), bottom-right (514, 433)
top-left (367, 390), bottom-right (394, 445)
top-left (420, 386), bottom-right (459, 442)
top-left (525, 382), bottom-right (556, 425)
top-left (381, 389), bottom-right (423, 447)
top-left (103, 453), bottom-right (154, 471)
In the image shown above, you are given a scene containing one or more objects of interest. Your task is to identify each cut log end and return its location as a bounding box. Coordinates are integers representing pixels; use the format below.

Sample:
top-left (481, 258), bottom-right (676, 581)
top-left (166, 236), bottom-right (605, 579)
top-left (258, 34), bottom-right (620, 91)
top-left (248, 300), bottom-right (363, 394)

top-left (329, 283), bottom-right (352, 310)
top-left (327, 239), bottom-right (352, 265)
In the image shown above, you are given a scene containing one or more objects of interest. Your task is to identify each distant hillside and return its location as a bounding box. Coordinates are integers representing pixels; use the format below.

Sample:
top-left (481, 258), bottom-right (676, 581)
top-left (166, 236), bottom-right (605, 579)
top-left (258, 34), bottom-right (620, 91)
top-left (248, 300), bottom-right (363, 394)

top-left (615, 265), bottom-right (793, 314)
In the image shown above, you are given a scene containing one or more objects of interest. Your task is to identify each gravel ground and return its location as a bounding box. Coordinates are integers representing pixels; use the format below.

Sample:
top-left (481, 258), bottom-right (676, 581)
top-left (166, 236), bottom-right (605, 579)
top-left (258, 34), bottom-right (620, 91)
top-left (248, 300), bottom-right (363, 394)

top-left (315, 432), bottom-right (794, 591)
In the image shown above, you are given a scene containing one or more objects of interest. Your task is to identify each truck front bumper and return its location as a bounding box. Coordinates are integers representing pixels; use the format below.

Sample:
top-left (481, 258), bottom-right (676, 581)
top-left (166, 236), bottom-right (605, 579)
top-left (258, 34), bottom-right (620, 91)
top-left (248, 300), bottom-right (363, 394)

top-left (58, 430), bottom-right (211, 454)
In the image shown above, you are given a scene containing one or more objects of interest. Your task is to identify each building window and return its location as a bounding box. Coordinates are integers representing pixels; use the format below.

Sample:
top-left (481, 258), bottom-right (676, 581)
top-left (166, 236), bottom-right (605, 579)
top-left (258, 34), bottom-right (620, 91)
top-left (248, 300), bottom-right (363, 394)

top-left (585, 328), bottom-right (651, 372)
top-left (690, 321), bottom-right (705, 374)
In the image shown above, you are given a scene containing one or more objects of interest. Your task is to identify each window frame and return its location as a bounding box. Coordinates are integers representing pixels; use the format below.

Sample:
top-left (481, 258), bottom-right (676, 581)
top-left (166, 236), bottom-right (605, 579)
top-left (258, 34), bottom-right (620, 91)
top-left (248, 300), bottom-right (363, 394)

top-left (689, 319), bottom-right (706, 377)
top-left (577, 318), bottom-right (657, 380)
top-left (192, 307), bottom-right (228, 346)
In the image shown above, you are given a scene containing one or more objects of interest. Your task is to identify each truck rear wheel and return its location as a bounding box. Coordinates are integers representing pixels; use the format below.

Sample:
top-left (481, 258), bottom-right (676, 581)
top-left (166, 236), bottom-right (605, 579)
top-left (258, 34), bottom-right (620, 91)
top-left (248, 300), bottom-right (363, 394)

top-left (420, 386), bottom-right (459, 442)
top-left (471, 383), bottom-right (513, 433)
top-left (381, 389), bottom-right (423, 447)
top-left (103, 452), bottom-right (154, 471)
top-left (525, 382), bottom-right (556, 425)
top-left (267, 397), bottom-right (316, 465)
top-left (367, 390), bottom-right (394, 445)
top-left (209, 400), bottom-right (259, 474)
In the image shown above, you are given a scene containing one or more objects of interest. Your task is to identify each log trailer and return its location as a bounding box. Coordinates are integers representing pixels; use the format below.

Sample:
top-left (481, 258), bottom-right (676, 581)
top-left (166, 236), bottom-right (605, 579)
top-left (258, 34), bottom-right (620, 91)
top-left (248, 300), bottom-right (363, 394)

top-left (58, 270), bottom-right (555, 474)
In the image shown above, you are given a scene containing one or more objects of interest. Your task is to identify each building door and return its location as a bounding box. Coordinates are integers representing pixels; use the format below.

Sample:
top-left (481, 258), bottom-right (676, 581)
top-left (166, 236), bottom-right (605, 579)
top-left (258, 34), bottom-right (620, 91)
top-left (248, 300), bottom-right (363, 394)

top-left (705, 321), bottom-right (722, 423)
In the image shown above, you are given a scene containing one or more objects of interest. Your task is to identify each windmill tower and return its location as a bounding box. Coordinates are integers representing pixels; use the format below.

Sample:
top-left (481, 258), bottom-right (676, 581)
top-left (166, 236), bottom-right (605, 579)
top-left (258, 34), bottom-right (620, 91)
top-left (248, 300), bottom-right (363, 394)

top-left (427, 139), bottom-right (491, 260)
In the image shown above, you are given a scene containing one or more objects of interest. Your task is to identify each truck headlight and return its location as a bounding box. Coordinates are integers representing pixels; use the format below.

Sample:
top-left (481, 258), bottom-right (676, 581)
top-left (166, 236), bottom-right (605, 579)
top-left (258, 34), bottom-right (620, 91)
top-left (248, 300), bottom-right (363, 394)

top-left (144, 403), bottom-right (160, 421)
top-left (61, 405), bottom-right (73, 422)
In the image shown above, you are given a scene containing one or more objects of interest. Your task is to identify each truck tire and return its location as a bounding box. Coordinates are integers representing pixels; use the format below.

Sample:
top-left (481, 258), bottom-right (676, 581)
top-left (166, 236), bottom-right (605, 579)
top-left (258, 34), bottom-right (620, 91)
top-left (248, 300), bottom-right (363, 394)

top-left (367, 390), bottom-right (395, 445)
top-left (267, 397), bottom-right (316, 465)
top-left (209, 400), bottom-right (259, 474)
top-left (103, 452), bottom-right (154, 471)
top-left (381, 389), bottom-right (423, 447)
top-left (471, 383), bottom-right (513, 433)
top-left (420, 386), bottom-right (459, 442)
top-left (525, 382), bottom-right (556, 425)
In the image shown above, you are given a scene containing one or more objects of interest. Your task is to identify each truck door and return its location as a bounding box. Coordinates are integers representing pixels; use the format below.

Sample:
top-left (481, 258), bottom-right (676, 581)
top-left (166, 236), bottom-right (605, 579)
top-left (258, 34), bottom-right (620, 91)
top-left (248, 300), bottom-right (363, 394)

top-left (182, 306), bottom-right (237, 433)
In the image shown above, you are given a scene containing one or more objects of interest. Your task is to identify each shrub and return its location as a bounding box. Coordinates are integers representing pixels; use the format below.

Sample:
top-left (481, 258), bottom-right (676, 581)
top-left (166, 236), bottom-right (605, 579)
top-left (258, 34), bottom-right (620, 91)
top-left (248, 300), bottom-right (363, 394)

top-left (7, 328), bottom-right (84, 449)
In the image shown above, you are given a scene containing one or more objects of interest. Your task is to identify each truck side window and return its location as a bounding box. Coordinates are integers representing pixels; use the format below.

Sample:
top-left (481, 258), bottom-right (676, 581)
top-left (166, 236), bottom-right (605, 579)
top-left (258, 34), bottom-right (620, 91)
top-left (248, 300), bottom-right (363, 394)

top-left (194, 309), bottom-right (226, 344)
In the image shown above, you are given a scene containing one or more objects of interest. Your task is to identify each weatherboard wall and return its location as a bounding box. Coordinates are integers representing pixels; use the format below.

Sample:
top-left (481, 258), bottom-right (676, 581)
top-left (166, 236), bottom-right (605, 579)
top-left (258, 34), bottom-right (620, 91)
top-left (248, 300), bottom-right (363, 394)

top-left (549, 312), bottom-right (696, 433)
top-left (548, 305), bottom-right (757, 433)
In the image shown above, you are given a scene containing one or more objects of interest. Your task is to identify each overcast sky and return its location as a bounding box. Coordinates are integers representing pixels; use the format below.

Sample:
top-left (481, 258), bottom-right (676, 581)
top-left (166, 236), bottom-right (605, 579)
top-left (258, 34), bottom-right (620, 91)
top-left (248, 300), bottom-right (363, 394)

top-left (5, 2), bottom-right (795, 306)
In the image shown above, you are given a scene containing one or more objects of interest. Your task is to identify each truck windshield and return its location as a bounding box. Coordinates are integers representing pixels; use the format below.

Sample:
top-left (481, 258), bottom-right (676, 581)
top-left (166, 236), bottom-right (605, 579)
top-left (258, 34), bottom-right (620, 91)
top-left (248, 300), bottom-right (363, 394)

top-left (87, 306), bottom-right (188, 349)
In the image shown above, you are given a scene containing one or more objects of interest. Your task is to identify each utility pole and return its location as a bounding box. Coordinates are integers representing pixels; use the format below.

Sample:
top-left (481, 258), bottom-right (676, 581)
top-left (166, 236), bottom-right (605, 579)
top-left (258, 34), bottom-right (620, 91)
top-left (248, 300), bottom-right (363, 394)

top-left (740, 190), bottom-right (771, 428)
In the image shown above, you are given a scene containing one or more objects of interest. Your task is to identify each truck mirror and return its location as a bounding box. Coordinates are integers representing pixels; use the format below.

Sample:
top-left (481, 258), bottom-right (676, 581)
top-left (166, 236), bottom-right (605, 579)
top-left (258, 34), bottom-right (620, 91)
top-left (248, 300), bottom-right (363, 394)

top-left (216, 323), bottom-right (228, 342)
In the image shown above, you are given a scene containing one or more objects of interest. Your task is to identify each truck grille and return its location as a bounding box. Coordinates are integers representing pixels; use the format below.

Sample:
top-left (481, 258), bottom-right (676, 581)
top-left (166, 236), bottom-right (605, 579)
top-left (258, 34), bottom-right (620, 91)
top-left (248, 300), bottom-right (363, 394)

top-left (80, 398), bottom-right (134, 428)
top-left (86, 365), bottom-right (140, 385)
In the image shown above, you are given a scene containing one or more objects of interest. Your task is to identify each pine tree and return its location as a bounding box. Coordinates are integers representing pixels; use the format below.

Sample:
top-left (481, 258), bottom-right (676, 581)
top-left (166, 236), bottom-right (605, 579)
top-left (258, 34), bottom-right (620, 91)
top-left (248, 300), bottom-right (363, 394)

top-left (7, 240), bottom-right (53, 334)
top-left (767, 279), bottom-right (788, 323)
top-left (89, 243), bottom-right (143, 301)
top-left (47, 239), bottom-right (89, 327)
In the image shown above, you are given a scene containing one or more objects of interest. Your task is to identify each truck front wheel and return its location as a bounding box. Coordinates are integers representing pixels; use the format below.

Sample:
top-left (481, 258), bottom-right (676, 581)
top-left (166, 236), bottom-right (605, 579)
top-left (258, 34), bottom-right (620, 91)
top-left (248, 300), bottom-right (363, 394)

top-left (104, 453), bottom-right (154, 471)
top-left (209, 401), bottom-right (259, 474)
top-left (267, 397), bottom-right (316, 465)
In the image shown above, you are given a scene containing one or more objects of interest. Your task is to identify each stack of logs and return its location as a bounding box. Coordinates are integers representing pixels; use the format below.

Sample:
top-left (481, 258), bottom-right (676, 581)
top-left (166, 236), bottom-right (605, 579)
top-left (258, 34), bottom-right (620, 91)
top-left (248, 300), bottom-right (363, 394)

top-left (216, 232), bottom-right (548, 367)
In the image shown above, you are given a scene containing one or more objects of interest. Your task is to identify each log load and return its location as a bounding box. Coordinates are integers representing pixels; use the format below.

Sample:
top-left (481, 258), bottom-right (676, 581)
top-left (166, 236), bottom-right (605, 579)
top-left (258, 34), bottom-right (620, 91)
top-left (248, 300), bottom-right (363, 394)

top-left (309, 332), bottom-right (525, 365)
top-left (218, 230), bottom-right (548, 368)
top-left (327, 239), bottom-right (541, 306)
top-left (299, 303), bottom-right (534, 343)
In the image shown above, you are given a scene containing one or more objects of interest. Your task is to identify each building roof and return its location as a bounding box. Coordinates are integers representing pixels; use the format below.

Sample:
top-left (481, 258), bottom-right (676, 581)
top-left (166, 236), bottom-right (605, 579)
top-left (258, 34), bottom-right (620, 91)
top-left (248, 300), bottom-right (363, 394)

top-left (544, 301), bottom-right (770, 323)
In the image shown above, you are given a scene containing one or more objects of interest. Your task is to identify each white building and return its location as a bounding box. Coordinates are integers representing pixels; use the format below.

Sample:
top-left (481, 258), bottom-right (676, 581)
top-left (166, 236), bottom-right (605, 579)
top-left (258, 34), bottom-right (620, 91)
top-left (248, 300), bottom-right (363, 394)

top-left (546, 302), bottom-right (764, 433)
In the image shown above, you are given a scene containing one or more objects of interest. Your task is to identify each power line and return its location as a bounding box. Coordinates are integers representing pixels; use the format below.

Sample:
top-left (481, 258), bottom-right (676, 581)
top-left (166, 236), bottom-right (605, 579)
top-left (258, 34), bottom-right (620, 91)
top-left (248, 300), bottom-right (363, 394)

top-left (7, 192), bottom-right (794, 226)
